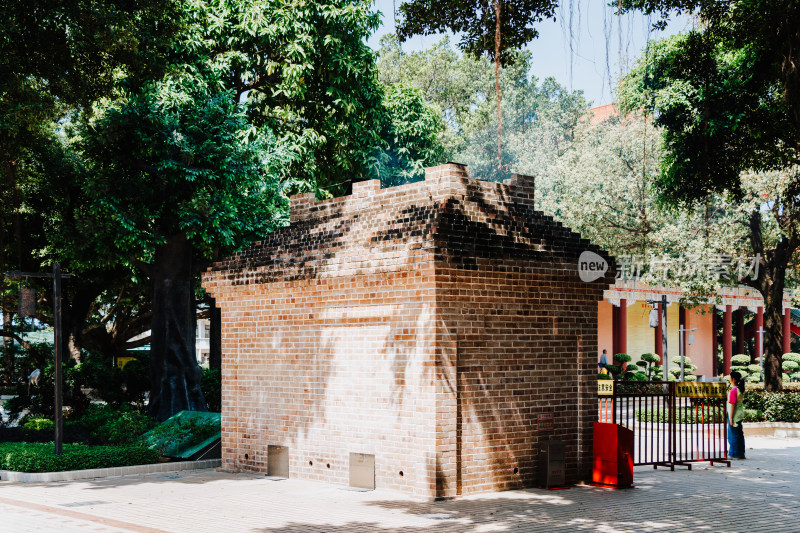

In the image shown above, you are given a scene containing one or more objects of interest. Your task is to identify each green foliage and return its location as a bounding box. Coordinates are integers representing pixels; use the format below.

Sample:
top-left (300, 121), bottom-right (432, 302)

top-left (0, 442), bottom-right (158, 473)
top-left (731, 354), bottom-right (751, 366)
top-left (201, 368), bottom-right (222, 413)
top-left (75, 352), bottom-right (150, 409)
top-left (783, 353), bottom-right (800, 363)
top-left (141, 413), bottom-right (220, 456)
top-left (790, 373), bottom-right (800, 382)
top-left (23, 418), bottom-right (54, 431)
top-left (641, 353), bottom-right (661, 364)
top-left (783, 361), bottom-right (799, 372)
top-left (614, 353), bottom-right (632, 364)
top-left (742, 409), bottom-right (762, 422)
top-left (374, 84), bottom-right (446, 187)
top-left (743, 390), bottom-right (800, 422)
top-left (618, 1), bottom-right (800, 391)
top-left (3, 347), bottom-right (90, 424)
top-left (604, 364), bottom-right (622, 379)
top-left (396, 0), bottom-right (557, 66)
top-left (376, 36), bottom-right (587, 182)
top-left (598, 373), bottom-right (613, 380)
top-left (70, 405), bottom-right (157, 446)
top-left (636, 406), bottom-right (724, 423)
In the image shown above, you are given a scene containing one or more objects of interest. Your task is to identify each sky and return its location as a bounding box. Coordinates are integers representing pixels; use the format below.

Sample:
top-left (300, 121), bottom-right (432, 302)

top-left (366, 1), bottom-right (693, 106)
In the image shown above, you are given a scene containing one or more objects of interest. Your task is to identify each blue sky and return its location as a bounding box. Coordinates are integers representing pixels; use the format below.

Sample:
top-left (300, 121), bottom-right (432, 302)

top-left (366, 1), bottom-right (692, 106)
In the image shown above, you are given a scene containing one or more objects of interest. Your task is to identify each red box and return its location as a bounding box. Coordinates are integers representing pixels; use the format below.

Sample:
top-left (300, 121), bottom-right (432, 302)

top-left (592, 422), bottom-right (634, 488)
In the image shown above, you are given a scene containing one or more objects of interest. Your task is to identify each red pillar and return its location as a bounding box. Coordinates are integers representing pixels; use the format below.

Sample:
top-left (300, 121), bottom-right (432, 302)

top-left (756, 307), bottom-right (764, 363)
top-left (712, 310), bottom-right (718, 376)
top-left (612, 304), bottom-right (619, 357)
top-left (723, 305), bottom-right (733, 375)
top-left (619, 299), bottom-right (628, 355)
top-left (784, 307), bottom-right (792, 354)
top-left (736, 309), bottom-right (745, 355)
top-left (655, 302), bottom-right (664, 364)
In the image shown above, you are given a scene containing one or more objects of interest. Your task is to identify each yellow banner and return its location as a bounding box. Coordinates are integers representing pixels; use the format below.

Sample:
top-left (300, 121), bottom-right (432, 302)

top-left (597, 381), bottom-right (614, 396)
top-left (675, 382), bottom-right (727, 398)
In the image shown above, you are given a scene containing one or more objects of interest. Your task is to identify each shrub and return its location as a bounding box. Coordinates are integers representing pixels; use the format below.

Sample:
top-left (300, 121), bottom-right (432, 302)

top-left (141, 412), bottom-right (220, 456)
top-left (731, 354), bottom-right (751, 366)
top-left (23, 418), bottom-right (54, 431)
top-left (743, 390), bottom-right (800, 422)
top-left (613, 353), bottom-right (632, 364)
top-left (636, 406), bottom-right (724, 423)
top-left (71, 405), bottom-right (157, 446)
top-left (75, 351), bottom-right (150, 408)
top-left (783, 353), bottom-right (800, 364)
top-left (0, 442), bottom-right (158, 473)
top-left (763, 392), bottom-right (800, 422)
top-left (598, 373), bottom-right (613, 380)
top-left (783, 361), bottom-right (800, 372)
top-left (743, 409), bottom-right (762, 422)
top-left (747, 364), bottom-right (763, 375)
top-left (790, 372), bottom-right (800, 382)
top-left (668, 355), bottom-right (698, 381)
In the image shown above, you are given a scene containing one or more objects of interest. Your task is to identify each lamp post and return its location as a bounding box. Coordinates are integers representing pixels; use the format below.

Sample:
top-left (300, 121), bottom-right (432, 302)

top-left (5, 263), bottom-right (71, 455)
top-left (678, 326), bottom-right (697, 382)
top-left (648, 295), bottom-right (668, 381)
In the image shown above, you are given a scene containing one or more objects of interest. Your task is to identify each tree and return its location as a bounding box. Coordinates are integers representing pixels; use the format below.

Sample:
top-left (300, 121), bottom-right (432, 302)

top-left (79, 71), bottom-right (290, 420)
top-left (377, 36), bottom-right (587, 182)
top-left (396, 0), bottom-right (558, 173)
top-left (374, 84), bottom-right (446, 187)
top-left (0, 0), bottom-right (176, 382)
top-left (618, 2), bottom-right (800, 391)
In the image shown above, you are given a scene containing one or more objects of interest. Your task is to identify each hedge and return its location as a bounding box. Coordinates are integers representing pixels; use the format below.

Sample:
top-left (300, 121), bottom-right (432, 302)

top-left (635, 406), bottom-right (724, 424)
top-left (742, 390), bottom-right (800, 423)
top-left (0, 443), bottom-right (159, 473)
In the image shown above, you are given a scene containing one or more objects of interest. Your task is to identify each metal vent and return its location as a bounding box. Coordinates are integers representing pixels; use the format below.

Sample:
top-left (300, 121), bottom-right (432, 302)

top-left (349, 453), bottom-right (375, 490)
top-left (268, 445), bottom-right (289, 478)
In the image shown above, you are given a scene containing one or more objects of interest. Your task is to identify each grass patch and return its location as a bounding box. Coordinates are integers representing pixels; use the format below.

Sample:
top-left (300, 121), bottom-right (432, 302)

top-left (0, 442), bottom-right (159, 473)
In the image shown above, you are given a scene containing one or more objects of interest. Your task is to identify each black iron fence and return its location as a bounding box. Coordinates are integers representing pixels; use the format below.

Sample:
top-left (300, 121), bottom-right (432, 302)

top-left (598, 380), bottom-right (730, 470)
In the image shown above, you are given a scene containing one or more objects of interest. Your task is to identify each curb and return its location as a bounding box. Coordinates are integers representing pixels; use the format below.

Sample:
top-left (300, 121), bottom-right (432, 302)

top-left (0, 458), bottom-right (221, 483)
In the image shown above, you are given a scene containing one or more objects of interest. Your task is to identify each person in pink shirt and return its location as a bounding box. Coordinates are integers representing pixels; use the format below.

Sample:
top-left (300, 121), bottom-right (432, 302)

top-left (727, 371), bottom-right (746, 459)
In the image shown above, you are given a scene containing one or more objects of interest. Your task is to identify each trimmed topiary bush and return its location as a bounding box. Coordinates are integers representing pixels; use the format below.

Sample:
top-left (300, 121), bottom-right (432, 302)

top-left (731, 354), bottom-right (751, 366)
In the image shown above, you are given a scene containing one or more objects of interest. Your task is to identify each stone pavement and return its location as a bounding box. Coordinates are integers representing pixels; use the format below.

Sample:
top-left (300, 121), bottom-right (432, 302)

top-left (2, 435), bottom-right (798, 533)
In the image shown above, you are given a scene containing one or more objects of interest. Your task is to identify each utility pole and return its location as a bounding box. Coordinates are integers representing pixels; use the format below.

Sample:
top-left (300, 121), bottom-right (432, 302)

top-left (6, 263), bottom-right (71, 455)
top-left (679, 325), bottom-right (697, 382)
top-left (757, 326), bottom-right (766, 382)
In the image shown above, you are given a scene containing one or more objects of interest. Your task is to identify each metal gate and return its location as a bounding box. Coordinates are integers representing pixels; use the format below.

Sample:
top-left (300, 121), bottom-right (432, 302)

top-left (598, 381), bottom-right (730, 470)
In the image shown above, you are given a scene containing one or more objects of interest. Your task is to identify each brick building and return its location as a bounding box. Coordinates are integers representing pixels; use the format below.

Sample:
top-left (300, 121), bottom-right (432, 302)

top-left (202, 163), bottom-right (615, 500)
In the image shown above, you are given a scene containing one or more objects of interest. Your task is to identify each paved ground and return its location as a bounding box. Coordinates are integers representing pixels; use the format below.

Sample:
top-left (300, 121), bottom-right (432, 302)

top-left (2, 435), bottom-right (798, 533)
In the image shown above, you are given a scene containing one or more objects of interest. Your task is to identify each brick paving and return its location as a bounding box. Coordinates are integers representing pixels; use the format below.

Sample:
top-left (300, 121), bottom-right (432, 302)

top-left (1, 435), bottom-right (798, 533)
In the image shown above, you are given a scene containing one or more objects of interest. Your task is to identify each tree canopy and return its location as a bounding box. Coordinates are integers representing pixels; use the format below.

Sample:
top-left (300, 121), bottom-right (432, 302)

top-left (619, 1), bottom-right (800, 390)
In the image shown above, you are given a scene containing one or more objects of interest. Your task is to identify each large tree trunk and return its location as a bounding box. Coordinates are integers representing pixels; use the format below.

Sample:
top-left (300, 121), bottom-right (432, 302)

top-left (747, 210), bottom-right (795, 392)
top-left (493, 0), bottom-right (503, 171)
top-left (148, 233), bottom-right (206, 421)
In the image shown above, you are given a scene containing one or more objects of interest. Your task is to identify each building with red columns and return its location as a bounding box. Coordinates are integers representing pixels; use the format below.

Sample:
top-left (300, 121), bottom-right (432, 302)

top-left (599, 281), bottom-right (797, 377)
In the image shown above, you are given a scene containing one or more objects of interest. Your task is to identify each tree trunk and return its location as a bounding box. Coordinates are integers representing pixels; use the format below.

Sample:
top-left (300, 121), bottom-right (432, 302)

top-left (493, 0), bottom-right (503, 171)
top-left (746, 210), bottom-right (794, 392)
top-left (148, 233), bottom-right (207, 421)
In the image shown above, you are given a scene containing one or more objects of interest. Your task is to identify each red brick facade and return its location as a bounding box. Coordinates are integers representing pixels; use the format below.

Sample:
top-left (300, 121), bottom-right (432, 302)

top-left (202, 163), bottom-right (614, 500)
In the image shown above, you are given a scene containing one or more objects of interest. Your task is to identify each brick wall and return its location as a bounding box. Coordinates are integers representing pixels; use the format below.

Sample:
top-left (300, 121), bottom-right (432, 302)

top-left (203, 163), bottom-right (614, 500)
